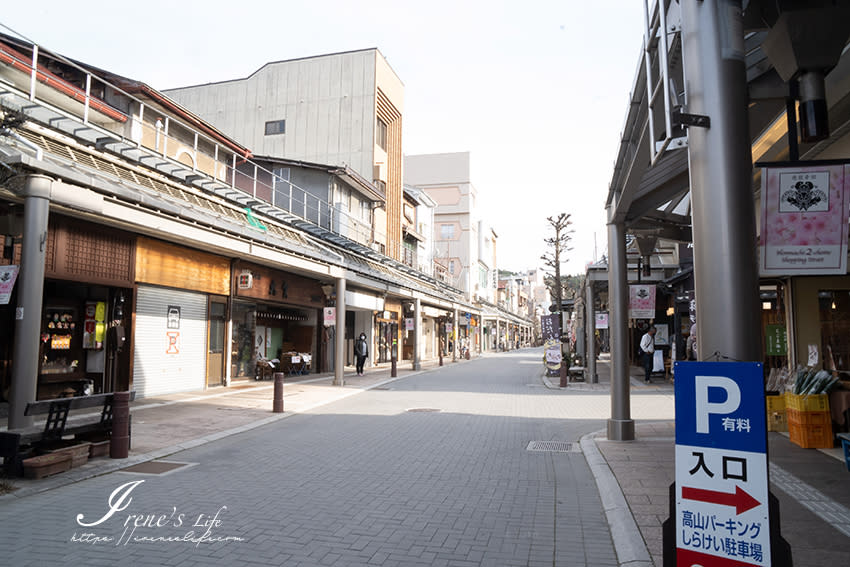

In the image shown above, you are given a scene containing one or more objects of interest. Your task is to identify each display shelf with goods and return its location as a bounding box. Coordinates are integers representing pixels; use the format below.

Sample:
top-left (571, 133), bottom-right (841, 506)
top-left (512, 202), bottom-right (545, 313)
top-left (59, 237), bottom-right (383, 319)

top-left (40, 305), bottom-right (83, 382)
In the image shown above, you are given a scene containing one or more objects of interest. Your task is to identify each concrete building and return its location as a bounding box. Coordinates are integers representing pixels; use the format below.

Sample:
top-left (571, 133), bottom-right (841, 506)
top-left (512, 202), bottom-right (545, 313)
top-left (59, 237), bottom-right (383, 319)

top-left (404, 152), bottom-right (479, 296)
top-left (163, 49), bottom-right (405, 261)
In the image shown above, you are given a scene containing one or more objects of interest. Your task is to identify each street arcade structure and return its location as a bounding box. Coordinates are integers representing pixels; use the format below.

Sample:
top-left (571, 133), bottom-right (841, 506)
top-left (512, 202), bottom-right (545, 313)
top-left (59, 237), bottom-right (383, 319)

top-left (666, 362), bottom-right (790, 567)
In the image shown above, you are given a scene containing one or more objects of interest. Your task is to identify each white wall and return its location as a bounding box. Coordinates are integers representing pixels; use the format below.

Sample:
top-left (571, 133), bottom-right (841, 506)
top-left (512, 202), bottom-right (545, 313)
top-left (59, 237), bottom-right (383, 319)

top-left (164, 50), bottom-right (380, 182)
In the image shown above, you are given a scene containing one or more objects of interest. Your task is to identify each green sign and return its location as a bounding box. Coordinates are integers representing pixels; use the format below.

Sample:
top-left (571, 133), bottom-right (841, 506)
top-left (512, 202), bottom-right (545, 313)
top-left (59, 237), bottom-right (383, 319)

top-left (765, 324), bottom-right (787, 356)
top-left (244, 208), bottom-right (267, 232)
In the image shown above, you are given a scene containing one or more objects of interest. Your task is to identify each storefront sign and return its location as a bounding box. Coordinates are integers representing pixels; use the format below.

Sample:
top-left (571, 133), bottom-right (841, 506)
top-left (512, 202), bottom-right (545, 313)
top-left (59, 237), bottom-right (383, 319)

top-left (346, 290), bottom-right (384, 311)
top-left (323, 307), bottom-right (336, 327)
top-left (544, 338), bottom-right (562, 371)
top-left (0, 265), bottom-right (19, 305)
top-left (167, 306), bottom-right (181, 329)
top-left (237, 270), bottom-right (253, 290)
top-left (629, 284), bottom-right (656, 319)
top-left (765, 324), bottom-right (787, 356)
top-left (405, 317), bottom-right (414, 331)
top-left (760, 163), bottom-right (850, 275)
top-left (595, 312), bottom-right (609, 329)
top-left (674, 362), bottom-right (770, 566)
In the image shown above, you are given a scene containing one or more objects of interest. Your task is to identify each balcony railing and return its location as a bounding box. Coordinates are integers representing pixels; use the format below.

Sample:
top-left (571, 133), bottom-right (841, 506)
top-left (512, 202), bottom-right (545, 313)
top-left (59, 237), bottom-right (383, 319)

top-left (0, 32), bottom-right (389, 252)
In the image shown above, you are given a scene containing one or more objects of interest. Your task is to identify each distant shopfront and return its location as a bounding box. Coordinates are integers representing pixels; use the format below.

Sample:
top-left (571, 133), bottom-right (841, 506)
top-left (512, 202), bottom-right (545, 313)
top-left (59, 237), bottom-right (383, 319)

top-left (231, 261), bottom-right (325, 380)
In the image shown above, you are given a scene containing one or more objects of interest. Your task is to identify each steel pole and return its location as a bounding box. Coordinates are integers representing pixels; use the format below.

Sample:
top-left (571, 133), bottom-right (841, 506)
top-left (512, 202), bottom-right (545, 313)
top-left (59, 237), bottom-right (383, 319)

top-left (333, 277), bottom-right (346, 386)
top-left (607, 217), bottom-right (634, 440)
top-left (413, 297), bottom-right (421, 370)
top-left (586, 281), bottom-right (597, 383)
top-left (681, 0), bottom-right (760, 363)
top-left (452, 307), bottom-right (459, 361)
top-left (9, 175), bottom-right (52, 429)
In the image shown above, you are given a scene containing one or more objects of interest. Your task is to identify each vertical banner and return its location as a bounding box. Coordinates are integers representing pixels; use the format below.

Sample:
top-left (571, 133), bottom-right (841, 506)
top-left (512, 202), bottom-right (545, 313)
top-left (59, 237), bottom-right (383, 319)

top-left (541, 314), bottom-right (561, 375)
top-left (323, 307), bottom-right (336, 327)
top-left (629, 284), bottom-right (656, 319)
top-left (760, 163), bottom-right (850, 275)
top-left (540, 314), bottom-right (560, 341)
top-left (0, 265), bottom-right (19, 305)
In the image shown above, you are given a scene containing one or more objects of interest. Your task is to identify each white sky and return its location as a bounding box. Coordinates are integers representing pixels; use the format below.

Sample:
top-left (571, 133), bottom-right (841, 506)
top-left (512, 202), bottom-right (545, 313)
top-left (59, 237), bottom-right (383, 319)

top-left (1, 0), bottom-right (645, 275)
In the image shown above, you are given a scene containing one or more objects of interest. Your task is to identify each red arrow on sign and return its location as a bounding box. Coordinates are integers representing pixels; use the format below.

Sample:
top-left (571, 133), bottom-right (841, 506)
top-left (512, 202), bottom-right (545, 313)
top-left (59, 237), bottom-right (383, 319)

top-left (682, 485), bottom-right (760, 515)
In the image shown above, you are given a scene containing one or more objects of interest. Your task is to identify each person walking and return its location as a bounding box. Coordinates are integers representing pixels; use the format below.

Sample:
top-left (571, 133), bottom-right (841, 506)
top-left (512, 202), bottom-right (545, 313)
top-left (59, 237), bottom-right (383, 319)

top-left (639, 326), bottom-right (657, 383)
top-left (354, 332), bottom-right (369, 376)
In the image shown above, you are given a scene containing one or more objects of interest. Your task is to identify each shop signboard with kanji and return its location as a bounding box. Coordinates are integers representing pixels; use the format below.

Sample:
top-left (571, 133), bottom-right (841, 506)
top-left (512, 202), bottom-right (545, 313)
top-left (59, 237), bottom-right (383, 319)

top-left (629, 284), bottom-right (656, 319)
top-left (759, 163), bottom-right (850, 276)
top-left (674, 361), bottom-right (770, 566)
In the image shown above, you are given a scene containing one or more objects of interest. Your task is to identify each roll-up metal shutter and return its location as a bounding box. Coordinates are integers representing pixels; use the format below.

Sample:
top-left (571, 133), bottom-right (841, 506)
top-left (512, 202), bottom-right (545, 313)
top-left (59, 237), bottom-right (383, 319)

top-left (133, 285), bottom-right (208, 398)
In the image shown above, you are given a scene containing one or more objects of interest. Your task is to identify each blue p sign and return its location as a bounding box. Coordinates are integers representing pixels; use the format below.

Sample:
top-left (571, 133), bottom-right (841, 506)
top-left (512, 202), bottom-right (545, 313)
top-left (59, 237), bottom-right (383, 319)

top-left (675, 361), bottom-right (765, 453)
top-left (695, 375), bottom-right (741, 434)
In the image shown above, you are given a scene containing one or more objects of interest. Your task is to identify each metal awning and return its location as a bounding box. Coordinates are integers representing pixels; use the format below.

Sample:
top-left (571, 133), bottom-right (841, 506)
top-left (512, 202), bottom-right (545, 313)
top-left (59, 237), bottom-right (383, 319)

top-left (606, 0), bottom-right (850, 240)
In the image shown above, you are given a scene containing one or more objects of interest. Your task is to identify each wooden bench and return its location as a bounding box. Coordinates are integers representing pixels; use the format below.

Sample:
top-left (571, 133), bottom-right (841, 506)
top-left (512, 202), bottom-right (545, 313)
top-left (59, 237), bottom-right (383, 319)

top-left (0, 391), bottom-right (135, 477)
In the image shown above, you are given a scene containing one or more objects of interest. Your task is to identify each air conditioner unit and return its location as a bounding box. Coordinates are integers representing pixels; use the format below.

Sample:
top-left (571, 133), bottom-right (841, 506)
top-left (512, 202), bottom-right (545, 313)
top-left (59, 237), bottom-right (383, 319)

top-left (373, 164), bottom-right (385, 182)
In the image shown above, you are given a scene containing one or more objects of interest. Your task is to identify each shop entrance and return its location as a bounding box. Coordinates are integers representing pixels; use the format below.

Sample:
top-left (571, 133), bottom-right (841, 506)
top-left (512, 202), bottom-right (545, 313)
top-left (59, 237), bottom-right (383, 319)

top-left (377, 321), bottom-right (398, 363)
top-left (207, 299), bottom-right (226, 387)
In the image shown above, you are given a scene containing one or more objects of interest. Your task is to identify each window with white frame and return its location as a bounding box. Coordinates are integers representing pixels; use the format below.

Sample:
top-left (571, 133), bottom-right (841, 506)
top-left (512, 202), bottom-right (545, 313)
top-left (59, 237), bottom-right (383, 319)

top-left (440, 224), bottom-right (455, 240)
top-left (273, 167), bottom-right (291, 209)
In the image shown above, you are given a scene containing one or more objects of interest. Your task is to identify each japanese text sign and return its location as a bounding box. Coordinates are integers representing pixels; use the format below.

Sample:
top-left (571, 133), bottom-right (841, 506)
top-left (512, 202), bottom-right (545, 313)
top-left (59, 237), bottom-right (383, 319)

top-left (541, 314), bottom-right (560, 341)
top-left (760, 164), bottom-right (850, 275)
top-left (629, 284), bottom-right (656, 319)
top-left (674, 362), bottom-right (770, 566)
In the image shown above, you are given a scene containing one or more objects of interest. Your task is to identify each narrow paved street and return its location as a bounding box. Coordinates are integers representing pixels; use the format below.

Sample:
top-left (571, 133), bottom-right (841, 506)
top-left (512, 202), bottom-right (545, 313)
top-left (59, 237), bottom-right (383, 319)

top-left (0, 350), bottom-right (675, 566)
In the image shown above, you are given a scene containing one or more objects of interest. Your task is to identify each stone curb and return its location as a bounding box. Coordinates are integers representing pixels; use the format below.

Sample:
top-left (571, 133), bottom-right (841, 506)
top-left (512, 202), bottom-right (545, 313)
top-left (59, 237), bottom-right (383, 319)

top-left (581, 431), bottom-right (655, 567)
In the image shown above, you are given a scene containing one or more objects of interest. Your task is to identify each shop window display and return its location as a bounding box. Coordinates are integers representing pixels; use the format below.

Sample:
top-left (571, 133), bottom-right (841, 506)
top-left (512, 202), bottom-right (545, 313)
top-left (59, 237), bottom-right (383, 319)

top-left (232, 301), bottom-right (257, 379)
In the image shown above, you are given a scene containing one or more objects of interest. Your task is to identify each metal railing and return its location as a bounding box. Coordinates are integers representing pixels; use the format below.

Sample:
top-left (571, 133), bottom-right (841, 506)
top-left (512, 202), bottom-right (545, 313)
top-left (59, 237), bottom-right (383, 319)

top-left (0, 27), bottom-right (400, 256)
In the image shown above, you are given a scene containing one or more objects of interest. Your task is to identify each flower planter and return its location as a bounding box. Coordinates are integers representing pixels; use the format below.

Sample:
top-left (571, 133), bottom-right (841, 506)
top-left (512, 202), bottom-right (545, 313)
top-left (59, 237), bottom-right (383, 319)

top-left (22, 453), bottom-right (72, 479)
top-left (51, 442), bottom-right (92, 468)
top-left (89, 440), bottom-right (110, 458)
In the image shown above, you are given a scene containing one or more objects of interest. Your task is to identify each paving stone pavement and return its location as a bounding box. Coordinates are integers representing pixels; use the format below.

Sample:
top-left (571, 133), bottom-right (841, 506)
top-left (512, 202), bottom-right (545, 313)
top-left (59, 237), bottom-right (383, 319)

top-left (0, 350), bottom-right (676, 567)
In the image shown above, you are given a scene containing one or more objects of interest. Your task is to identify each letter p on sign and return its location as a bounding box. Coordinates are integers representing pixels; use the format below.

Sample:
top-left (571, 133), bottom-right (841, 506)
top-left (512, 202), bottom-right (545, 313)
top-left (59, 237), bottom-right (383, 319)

top-left (695, 376), bottom-right (741, 434)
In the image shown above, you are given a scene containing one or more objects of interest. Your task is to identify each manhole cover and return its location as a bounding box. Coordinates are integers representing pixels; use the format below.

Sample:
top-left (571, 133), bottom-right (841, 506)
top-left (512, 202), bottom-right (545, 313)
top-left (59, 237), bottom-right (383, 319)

top-left (120, 461), bottom-right (196, 476)
top-left (406, 408), bottom-right (441, 413)
top-left (526, 441), bottom-right (579, 453)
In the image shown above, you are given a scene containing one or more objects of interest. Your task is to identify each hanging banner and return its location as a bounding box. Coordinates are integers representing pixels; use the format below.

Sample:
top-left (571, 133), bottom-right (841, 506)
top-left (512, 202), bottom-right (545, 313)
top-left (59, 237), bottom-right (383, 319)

top-left (595, 312), bottom-right (609, 329)
top-left (629, 284), bottom-right (656, 319)
top-left (540, 314), bottom-right (560, 341)
top-left (0, 265), bottom-right (19, 305)
top-left (760, 163), bottom-right (850, 275)
top-left (323, 307), bottom-right (336, 327)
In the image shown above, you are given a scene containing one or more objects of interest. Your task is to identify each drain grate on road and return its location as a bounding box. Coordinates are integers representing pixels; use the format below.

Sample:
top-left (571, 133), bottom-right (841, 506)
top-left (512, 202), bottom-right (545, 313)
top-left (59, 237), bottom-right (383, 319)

top-left (119, 460), bottom-right (197, 476)
top-left (406, 408), bottom-right (441, 413)
top-left (526, 441), bottom-right (580, 453)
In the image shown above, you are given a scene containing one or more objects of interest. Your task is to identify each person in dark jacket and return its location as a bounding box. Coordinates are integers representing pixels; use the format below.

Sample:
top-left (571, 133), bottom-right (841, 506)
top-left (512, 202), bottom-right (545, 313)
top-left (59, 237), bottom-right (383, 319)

top-left (354, 333), bottom-right (369, 376)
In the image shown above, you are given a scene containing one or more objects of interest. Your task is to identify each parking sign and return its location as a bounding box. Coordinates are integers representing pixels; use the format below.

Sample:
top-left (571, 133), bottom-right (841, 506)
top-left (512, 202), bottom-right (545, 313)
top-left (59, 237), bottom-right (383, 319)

top-left (674, 362), bottom-right (770, 566)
